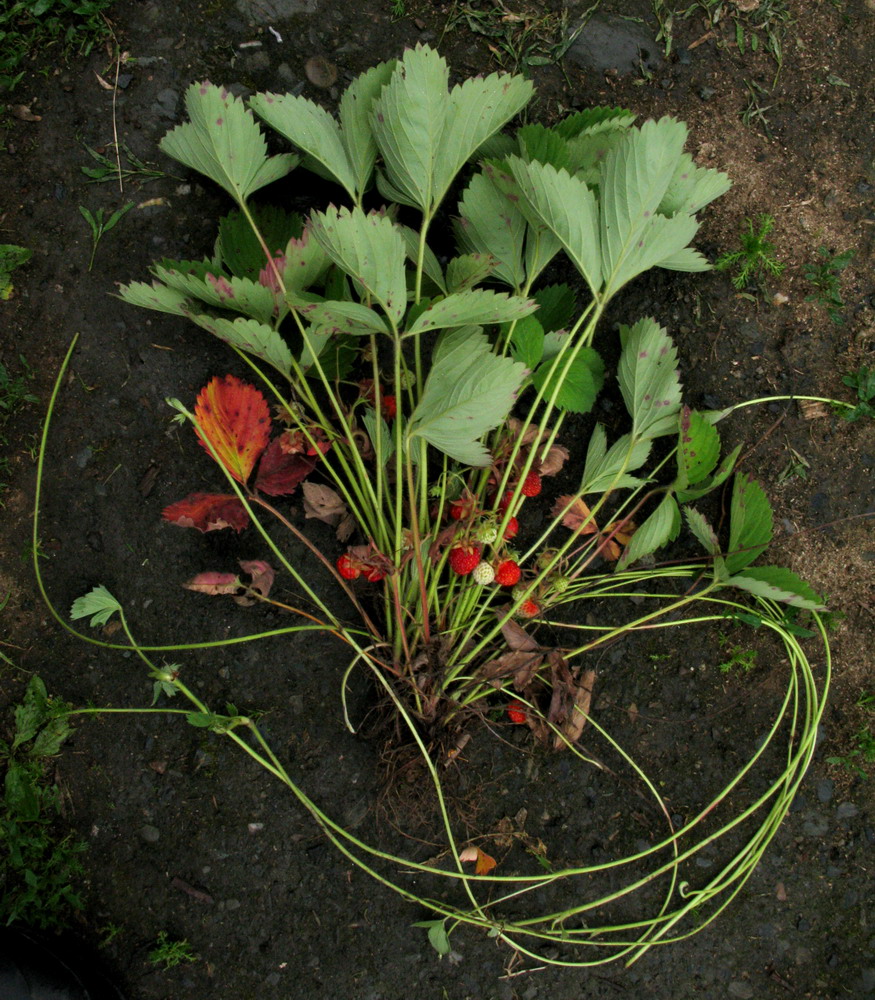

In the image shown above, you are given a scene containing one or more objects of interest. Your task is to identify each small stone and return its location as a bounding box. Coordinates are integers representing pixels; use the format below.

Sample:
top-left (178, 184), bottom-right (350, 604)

top-left (802, 813), bottom-right (829, 837)
top-left (836, 801), bottom-right (858, 819)
top-left (728, 981), bottom-right (754, 998)
top-left (816, 779), bottom-right (835, 802)
top-left (140, 824), bottom-right (160, 843)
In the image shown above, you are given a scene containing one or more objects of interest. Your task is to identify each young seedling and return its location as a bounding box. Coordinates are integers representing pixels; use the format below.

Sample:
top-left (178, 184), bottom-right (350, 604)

top-left (715, 213), bottom-right (784, 290)
top-left (804, 246), bottom-right (854, 324)
top-left (79, 203), bottom-right (133, 271)
top-left (80, 142), bottom-right (168, 185)
top-left (0, 244), bottom-right (32, 300)
top-left (839, 366), bottom-right (875, 422)
top-left (148, 931), bottom-right (197, 970)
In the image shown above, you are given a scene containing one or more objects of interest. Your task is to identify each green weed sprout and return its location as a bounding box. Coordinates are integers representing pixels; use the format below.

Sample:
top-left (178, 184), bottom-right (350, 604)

top-left (79, 203), bottom-right (134, 271)
top-left (0, 245), bottom-right (32, 300)
top-left (840, 366), bottom-right (875, 422)
top-left (148, 931), bottom-right (197, 970)
top-left (715, 213), bottom-right (785, 289)
top-left (805, 246), bottom-right (854, 324)
top-left (34, 47), bottom-right (835, 967)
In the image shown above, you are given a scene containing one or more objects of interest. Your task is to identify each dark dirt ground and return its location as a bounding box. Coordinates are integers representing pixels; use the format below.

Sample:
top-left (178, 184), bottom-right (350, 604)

top-left (1, 0), bottom-right (874, 997)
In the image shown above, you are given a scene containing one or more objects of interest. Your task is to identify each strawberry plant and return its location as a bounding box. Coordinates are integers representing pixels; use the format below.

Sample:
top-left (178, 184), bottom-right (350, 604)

top-left (36, 45), bottom-right (833, 967)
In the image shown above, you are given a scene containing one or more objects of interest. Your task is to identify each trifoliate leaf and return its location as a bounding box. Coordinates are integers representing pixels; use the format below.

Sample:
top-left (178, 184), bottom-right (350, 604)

top-left (726, 566), bottom-right (825, 611)
top-left (71, 585), bottom-right (122, 627)
top-left (407, 325), bottom-right (526, 465)
top-left (617, 317), bottom-right (682, 440)
top-left (599, 116), bottom-right (692, 297)
top-left (161, 82), bottom-right (297, 205)
top-left (727, 474), bottom-right (773, 574)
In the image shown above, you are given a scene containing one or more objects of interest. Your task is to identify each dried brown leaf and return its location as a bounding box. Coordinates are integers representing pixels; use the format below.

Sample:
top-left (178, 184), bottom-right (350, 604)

top-left (554, 669), bottom-right (597, 750)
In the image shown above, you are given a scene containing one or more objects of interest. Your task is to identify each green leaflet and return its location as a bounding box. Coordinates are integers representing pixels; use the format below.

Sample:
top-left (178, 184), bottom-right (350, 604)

top-left (517, 122), bottom-right (572, 171)
top-left (676, 443), bottom-right (741, 504)
top-left (399, 224), bottom-right (447, 294)
top-left (531, 346), bottom-right (604, 415)
top-left (727, 474), bottom-right (773, 574)
top-left (726, 566), bottom-right (825, 611)
top-left (506, 156), bottom-right (602, 297)
top-left (153, 265), bottom-right (279, 325)
top-left (599, 117), bottom-right (708, 298)
top-left (161, 82), bottom-right (297, 206)
top-left (117, 280), bottom-right (188, 316)
top-left (309, 206), bottom-right (407, 326)
top-left (675, 406), bottom-right (720, 489)
top-left (658, 152), bottom-right (732, 216)
top-left (217, 205), bottom-right (303, 281)
top-left (553, 106), bottom-right (636, 139)
top-left (532, 283), bottom-right (576, 333)
top-left (249, 91), bottom-right (357, 200)
top-left (580, 426), bottom-right (651, 495)
top-left (282, 228), bottom-right (331, 294)
top-left (371, 44), bottom-right (532, 217)
top-left (339, 60), bottom-right (398, 198)
top-left (509, 314), bottom-right (545, 370)
top-left (445, 254), bottom-right (496, 293)
top-left (406, 289), bottom-right (537, 335)
top-left (455, 170), bottom-right (526, 288)
top-left (617, 318), bottom-right (682, 440)
top-left (684, 507), bottom-right (720, 556)
top-left (617, 493), bottom-right (681, 569)
top-left (187, 313), bottom-right (293, 378)
top-left (407, 326), bottom-right (525, 466)
top-left (302, 300), bottom-right (389, 335)
top-left (70, 585), bottom-right (122, 627)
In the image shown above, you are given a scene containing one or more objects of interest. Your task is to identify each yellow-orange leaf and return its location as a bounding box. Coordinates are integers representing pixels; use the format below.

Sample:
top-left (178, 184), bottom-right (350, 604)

top-left (194, 375), bottom-right (271, 483)
top-left (459, 845), bottom-right (498, 875)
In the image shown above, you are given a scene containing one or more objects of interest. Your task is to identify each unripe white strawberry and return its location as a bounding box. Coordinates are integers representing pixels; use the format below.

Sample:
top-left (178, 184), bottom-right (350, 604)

top-left (475, 521), bottom-right (498, 544)
top-left (472, 560), bottom-right (495, 585)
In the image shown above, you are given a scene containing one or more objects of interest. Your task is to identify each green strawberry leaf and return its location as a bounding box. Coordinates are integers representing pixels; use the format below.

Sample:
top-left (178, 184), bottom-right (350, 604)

top-left (455, 170), bottom-right (527, 288)
top-left (187, 313), bottom-right (293, 378)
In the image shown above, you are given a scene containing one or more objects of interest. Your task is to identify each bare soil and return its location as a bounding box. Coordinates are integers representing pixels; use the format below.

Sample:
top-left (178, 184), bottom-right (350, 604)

top-left (1, 1), bottom-right (873, 998)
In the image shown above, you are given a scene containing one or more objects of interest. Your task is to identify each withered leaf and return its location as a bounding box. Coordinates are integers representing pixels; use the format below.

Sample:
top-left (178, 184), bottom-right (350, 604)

top-left (552, 495), bottom-right (598, 535)
top-left (302, 481), bottom-right (347, 523)
top-left (500, 619), bottom-right (540, 652)
top-left (255, 437), bottom-right (316, 496)
top-left (195, 375), bottom-right (271, 484)
top-left (479, 651), bottom-right (544, 688)
top-left (459, 845), bottom-right (498, 876)
top-left (553, 668), bottom-right (597, 750)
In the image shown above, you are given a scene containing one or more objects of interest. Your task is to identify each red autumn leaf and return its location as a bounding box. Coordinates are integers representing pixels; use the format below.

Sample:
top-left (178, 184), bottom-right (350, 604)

top-left (236, 559), bottom-right (275, 603)
top-left (254, 436), bottom-right (316, 496)
top-left (162, 492), bottom-right (250, 532)
top-left (182, 560), bottom-right (275, 606)
top-left (195, 374), bottom-right (271, 483)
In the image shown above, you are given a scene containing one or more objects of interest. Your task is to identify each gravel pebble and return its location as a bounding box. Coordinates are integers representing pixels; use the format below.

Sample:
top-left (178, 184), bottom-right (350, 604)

top-left (837, 801), bottom-right (859, 819)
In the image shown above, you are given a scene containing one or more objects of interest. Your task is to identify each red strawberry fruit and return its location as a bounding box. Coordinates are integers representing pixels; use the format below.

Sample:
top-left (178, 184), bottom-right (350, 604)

top-left (336, 553), bottom-right (361, 580)
top-left (494, 559), bottom-right (521, 587)
top-left (517, 598), bottom-right (540, 618)
top-left (520, 471), bottom-right (542, 497)
top-left (448, 544), bottom-right (481, 576)
top-left (503, 516), bottom-right (519, 540)
top-left (507, 700), bottom-right (527, 724)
